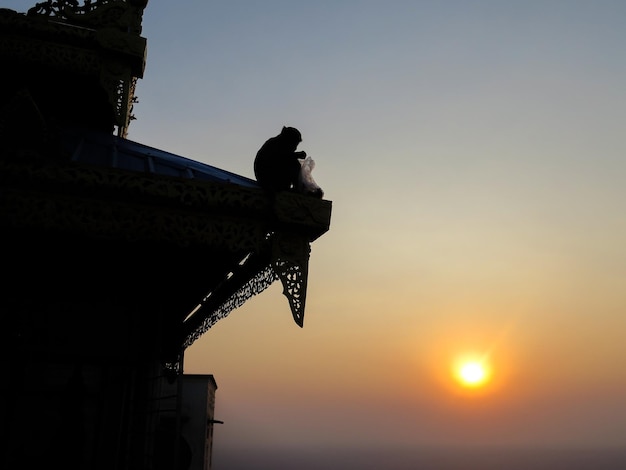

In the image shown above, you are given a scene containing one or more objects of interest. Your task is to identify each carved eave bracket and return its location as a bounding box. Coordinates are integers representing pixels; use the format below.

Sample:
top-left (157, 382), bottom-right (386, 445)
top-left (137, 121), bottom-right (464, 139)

top-left (271, 231), bottom-right (311, 327)
top-left (180, 191), bottom-right (331, 346)
top-left (270, 191), bottom-right (331, 327)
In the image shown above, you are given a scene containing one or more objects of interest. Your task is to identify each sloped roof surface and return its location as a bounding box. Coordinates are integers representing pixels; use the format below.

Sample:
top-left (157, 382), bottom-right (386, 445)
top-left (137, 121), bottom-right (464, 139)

top-left (60, 128), bottom-right (259, 188)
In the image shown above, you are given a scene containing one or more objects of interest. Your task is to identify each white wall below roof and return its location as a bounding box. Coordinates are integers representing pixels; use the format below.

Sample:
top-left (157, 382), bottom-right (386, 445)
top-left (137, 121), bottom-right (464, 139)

top-left (181, 374), bottom-right (219, 470)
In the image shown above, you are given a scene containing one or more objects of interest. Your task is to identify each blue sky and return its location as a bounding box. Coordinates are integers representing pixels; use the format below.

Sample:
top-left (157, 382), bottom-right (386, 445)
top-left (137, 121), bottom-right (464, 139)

top-left (8, 0), bottom-right (626, 467)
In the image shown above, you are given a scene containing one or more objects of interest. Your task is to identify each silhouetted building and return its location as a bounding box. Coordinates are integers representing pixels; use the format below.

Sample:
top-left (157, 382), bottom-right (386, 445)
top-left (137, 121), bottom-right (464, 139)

top-left (181, 375), bottom-right (220, 470)
top-left (156, 375), bottom-right (219, 470)
top-left (0, 2), bottom-right (331, 469)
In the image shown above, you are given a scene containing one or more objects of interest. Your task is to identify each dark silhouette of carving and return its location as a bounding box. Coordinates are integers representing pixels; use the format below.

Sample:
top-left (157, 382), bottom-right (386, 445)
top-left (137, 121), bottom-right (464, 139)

top-left (254, 126), bottom-right (307, 192)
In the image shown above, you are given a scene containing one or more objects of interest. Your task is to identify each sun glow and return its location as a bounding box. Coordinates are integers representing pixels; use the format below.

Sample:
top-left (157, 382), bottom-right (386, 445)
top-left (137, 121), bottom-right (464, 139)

top-left (453, 355), bottom-right (491, 389)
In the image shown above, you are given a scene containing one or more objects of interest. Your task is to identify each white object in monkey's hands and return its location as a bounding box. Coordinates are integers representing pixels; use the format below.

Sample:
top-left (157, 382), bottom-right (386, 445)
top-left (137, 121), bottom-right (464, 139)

top-left (297, 156), bottom-right (324, 198)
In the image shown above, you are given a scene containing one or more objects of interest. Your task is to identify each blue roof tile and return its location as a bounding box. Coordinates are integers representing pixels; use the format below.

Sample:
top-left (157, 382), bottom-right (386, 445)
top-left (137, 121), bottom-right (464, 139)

top-left (61, 128), bottom-right (259, 188)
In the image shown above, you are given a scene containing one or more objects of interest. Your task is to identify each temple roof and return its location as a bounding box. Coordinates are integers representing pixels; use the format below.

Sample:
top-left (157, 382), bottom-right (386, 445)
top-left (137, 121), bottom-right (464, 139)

top-left (0, 0), bottom-right (332, 363)
top-left (60, 128), bottom-right (259, 188)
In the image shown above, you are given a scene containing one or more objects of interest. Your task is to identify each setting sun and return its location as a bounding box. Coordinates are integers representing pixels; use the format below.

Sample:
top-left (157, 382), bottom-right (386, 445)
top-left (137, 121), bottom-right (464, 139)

top-left (453, 355), bottom-right (492, 389)
top-left (458, 361), bottom-right (487, 386)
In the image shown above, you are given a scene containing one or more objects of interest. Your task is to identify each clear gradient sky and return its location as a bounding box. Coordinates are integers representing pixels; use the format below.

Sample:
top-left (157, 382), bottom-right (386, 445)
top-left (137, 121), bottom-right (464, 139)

top-left (9, 0), bottom-right (626, 466)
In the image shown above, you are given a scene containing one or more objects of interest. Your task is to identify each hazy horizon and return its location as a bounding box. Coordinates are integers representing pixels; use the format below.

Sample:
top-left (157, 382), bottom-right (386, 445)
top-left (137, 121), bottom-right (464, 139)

top-left (213, 446), bottom-right (626, 470)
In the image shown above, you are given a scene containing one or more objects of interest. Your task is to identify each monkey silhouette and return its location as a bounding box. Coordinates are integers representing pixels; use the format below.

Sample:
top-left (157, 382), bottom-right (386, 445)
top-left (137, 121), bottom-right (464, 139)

top-left (254, 126), bottom-right (306, 192)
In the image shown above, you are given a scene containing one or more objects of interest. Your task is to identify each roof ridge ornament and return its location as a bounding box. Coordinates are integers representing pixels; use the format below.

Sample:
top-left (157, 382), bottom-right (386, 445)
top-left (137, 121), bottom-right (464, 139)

top-left (28, 0), bottom-right (148, 34)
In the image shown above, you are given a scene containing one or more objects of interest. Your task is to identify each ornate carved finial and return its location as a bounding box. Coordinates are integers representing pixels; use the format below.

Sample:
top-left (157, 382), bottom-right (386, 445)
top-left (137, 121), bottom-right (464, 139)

top-left (28, 0), bottom-right (147, 34)
top-left (15, 0), bottom-right (148, 137)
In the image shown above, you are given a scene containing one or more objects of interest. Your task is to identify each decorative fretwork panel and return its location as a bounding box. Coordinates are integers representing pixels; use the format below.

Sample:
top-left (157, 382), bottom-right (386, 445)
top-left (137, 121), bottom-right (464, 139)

top-left (181, 228), bottom-right (314, 347)
top-left (271, 232), bottom-right (312, 327)
top-left (0, 160), bottom-right (270, 213)
top-left (183, 264), bottom-right (278, 348)
top-left (3, 191), bottom-right (272, 254)
top-left (0, 163), bottom-right (273, 253)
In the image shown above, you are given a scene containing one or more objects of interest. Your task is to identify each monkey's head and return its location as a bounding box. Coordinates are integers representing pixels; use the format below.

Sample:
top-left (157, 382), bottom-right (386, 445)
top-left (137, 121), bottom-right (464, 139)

top-left (280, 126), bottom-right (302, 145)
